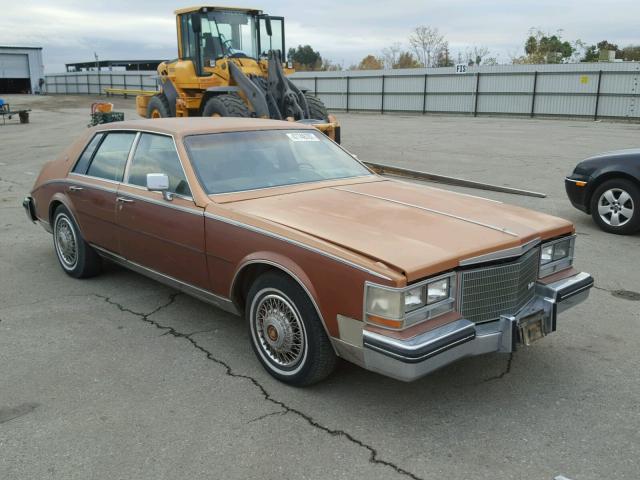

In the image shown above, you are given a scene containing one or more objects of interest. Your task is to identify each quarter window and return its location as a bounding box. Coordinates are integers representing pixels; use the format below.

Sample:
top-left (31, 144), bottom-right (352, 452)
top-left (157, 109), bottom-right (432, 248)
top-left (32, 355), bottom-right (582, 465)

top-left (127, 133), bottom-right (191, 196)
top-left (73, 133), bottom-right (104, 174)
top-left (86, 132), bottom-right (136, 182)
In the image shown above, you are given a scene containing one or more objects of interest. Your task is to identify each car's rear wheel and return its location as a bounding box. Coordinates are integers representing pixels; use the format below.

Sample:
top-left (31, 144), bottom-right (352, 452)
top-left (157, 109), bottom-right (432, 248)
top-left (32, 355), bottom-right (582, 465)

top-left (52, 205), bottom-right (102, 278)
top-left (246, 271), bottom-right (336, 386)
top-left (590, 178), bottom-right (640, 235)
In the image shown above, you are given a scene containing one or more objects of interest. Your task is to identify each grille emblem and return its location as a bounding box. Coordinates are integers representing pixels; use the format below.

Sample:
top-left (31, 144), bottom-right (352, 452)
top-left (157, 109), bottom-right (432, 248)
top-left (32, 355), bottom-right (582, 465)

top-left (528, 281), bottom-right (535, 290)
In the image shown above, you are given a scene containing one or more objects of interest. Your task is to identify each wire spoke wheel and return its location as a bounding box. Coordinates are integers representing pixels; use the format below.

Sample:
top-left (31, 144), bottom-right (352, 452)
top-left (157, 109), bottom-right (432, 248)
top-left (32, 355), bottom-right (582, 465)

top-left (54, 215), bottom-right (78, 269)
top-left (253, 292), bottom-right (306, 369)
top-left (598, 188), bottom-right (634, 227)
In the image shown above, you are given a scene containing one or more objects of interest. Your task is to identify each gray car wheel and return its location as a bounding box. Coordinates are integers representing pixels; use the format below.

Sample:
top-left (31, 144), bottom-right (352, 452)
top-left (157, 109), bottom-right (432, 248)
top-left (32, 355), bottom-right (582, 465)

top-left (590, 179), bottom-right (640, 235)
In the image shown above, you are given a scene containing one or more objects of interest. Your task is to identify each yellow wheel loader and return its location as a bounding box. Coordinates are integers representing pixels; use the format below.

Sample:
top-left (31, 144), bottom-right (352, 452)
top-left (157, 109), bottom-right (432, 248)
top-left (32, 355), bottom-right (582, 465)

top-left (136, 6), bottom-right (340, 142)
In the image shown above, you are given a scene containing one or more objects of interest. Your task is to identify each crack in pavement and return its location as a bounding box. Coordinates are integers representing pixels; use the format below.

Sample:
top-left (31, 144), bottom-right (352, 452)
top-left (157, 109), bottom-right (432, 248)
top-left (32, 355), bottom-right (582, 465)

top-left (95, 292), bottom-right (424, 480)
top-left (246, 410), bottom-right (288, 424)
top-left (480, 352), bottom-right (514, 383)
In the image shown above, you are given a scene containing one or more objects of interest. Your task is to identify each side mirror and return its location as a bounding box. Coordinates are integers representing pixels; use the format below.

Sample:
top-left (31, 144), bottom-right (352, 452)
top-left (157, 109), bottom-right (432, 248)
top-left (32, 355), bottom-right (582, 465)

top-left (146, 173), bottom-right (173, 201)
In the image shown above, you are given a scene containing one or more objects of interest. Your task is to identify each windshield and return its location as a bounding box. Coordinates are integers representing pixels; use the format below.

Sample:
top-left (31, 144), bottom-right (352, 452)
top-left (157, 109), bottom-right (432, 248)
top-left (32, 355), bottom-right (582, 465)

top-left (201, 11), bottom-right (258, 61)
top-left (184, 130), bottom-right (373, 195)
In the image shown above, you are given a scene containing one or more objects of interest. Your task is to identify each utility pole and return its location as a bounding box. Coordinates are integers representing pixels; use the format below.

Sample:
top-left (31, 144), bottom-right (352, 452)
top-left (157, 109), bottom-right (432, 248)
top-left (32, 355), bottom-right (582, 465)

top-left (94, 52), bottom-right (100, 72)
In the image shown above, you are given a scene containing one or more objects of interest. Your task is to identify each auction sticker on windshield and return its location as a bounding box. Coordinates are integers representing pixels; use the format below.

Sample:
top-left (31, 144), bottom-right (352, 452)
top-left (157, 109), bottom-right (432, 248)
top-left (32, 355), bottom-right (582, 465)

top-left (286, 132), bottom-right (320, 142)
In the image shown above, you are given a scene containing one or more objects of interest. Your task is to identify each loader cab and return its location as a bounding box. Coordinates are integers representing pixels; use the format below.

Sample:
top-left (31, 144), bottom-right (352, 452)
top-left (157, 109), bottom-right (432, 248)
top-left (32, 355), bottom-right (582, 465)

top-left (176, 6), bottom-right (285, 77)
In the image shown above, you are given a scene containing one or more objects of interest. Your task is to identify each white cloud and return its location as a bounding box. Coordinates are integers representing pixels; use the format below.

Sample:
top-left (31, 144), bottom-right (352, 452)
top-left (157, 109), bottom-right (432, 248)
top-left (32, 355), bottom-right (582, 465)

top-left (1, 0), bottom-right (638, 72)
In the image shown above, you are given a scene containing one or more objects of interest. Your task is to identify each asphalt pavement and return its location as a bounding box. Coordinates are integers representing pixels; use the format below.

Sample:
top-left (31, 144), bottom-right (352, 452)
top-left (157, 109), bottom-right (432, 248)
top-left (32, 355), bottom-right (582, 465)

top-left (1, 95), bottom-right (638, 480)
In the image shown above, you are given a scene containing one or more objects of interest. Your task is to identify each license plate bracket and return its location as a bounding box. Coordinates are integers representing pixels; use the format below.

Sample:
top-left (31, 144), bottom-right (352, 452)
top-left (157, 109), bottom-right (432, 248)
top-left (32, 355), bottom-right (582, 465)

top-left (518, 310), bottom-right (546, 346)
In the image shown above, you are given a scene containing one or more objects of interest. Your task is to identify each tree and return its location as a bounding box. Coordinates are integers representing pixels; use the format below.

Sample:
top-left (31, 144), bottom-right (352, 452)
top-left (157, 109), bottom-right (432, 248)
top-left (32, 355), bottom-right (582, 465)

top-left (465, 46), bottom-right (490, 65)
top-left (409, 25), bottom-right (446, 68)
top-left (353, 55), bottom-right (384, 70)
top-left (621, 45), bottom-right (640, 61)
top-left (436, 44), bottom-right (453, 67)
top-left (394, 51), bottom-right (421, 69)
top-left (515, 29), bottom-right (574, 64)
top-left (320, 59), bottom-right (343, 71)
top-left (381, 42), bottom-right (403, 69)
top-left (287, 45), bottom-right (322, 71)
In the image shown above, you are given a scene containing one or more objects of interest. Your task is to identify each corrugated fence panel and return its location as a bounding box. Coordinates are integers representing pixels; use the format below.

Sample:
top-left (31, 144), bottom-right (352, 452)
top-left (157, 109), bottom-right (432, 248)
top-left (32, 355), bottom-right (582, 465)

top-left (45, 64), bottom-right (640, 120)
top-left (478, 94), bottom-right (531, 114)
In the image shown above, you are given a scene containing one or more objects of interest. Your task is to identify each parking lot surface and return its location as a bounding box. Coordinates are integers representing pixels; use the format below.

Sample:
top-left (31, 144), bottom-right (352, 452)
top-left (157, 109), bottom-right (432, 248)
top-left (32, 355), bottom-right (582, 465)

top-left (1, 95), bottom-right (639, 480)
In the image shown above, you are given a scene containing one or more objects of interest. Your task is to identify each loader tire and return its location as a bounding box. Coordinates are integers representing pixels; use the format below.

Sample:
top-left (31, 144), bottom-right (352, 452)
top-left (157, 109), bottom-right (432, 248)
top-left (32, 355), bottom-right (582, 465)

top-left (202, 94), bottom-right (250, 118)
top-left (304, 93), bottom-right (329, 121)
top-left (147, 94), bottom-right (171, 118)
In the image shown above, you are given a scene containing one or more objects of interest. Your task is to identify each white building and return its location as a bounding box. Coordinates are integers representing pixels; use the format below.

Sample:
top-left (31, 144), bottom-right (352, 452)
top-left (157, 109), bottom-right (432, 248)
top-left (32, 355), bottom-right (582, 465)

top-left (0, 46), bottom-right (45, 94)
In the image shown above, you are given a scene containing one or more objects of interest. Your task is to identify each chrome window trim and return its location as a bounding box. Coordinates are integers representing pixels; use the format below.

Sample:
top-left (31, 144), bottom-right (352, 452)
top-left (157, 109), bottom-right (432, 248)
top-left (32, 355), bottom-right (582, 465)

top-left (120, 182), bottom-right (195, 202)
top-left (42, 177), bottom-right (118, 194)
top-left (117, 190), bottom-right (203, 216)
top-left (121, 131), bottom-right (195, 199)
top-left (459, 237), bottom-right (541, 266)
top-left (122, 132), bottom-right (142, 183)
top-left (68, 172), bottom-right (120, 186)
top-left (332, 187), bottom-right (520, 237)
top-left (91, 244), bottom-right (238, 315)
top-left (204, 212), bottom-right (393, 281)
top-left (363, 271), bottom-right (457, 331)
top-left (83, 131), bottom-right (138, 183)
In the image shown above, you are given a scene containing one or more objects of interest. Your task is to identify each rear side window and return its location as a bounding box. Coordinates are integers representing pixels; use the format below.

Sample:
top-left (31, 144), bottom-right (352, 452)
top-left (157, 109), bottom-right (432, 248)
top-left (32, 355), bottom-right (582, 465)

top-left (86, 132), bottom-right (136, 182)
top-left (73, 133), bottom-right (103, 174)
top-left (127, 134), bottom-right (191, 196)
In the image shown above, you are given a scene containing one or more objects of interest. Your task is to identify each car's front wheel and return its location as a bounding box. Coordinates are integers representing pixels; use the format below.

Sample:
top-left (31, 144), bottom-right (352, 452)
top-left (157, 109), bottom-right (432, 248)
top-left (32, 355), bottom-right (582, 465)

top-left (246, 271), bottom-right (337, 386)
top-left (590, 178), bottom-right (640, 235)
top-left (52, 205), bottom-right (102, 278)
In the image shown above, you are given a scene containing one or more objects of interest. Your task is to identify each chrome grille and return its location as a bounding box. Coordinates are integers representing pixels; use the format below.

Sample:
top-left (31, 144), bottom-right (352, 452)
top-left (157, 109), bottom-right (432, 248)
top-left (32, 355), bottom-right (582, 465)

top-left (460, 247), bottom-right (539, 323)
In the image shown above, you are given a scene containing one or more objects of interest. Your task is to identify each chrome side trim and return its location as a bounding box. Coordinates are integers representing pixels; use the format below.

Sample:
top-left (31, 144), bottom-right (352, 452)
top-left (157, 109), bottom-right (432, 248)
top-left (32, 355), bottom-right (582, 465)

top-left (68, 172), bottom-right (120, 186)
top-left (459, 237), bottom-right (541, 266)
top-left (43, 177), bottom-right (119, 194)
top-left (117, 190), bottom-right (203, 216)
top-left (92, 245), bottom-right (239, 315)
top-left (565, 177), bottom-right (587, 185)
top-left (333, 186), bottom-right (519, 237)
top-left (230, 259), bottom-right (337, 352)
top-left (205, 212), bottom-right (393, 281)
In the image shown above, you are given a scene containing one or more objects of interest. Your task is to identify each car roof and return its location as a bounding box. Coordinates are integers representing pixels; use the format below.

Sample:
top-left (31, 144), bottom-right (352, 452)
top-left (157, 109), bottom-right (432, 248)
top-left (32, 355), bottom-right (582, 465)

top-left (91, 117), bottom-right (316, 136)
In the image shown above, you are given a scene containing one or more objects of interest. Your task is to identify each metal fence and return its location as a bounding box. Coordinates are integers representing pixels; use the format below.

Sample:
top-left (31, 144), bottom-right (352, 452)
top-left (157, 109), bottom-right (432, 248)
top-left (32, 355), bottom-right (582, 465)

top-left (289, 63), bottom-right (640, 120)
top-left (45, 71), bottom-right (158, 95)
top-left (44, 62), bottom-right (640, 120)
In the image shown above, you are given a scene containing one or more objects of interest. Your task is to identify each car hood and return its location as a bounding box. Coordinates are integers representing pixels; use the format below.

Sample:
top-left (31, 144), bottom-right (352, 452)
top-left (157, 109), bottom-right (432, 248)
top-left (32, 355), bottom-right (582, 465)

top-left (225, 179), bottom-right (574, 281)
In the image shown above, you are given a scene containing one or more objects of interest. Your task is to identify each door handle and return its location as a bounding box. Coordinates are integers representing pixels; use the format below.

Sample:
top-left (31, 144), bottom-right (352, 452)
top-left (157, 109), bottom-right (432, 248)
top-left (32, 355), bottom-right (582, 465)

top-left (68, 186), bottom-right (83, 192)
top-left (116, 197), bottom-right (134, 203)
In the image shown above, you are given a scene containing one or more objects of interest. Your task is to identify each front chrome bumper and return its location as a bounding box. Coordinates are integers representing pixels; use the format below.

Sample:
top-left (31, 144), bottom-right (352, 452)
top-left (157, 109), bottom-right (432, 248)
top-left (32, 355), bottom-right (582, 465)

top-left (362, 271), bottom-right (594, 382)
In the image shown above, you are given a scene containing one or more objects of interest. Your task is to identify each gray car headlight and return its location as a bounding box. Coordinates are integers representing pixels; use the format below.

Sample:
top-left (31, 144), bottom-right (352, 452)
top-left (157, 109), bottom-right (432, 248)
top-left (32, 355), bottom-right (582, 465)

top-left (539, 235), bottom-right (575, 277)
top-left (365, 273), bottom-right (456, 330)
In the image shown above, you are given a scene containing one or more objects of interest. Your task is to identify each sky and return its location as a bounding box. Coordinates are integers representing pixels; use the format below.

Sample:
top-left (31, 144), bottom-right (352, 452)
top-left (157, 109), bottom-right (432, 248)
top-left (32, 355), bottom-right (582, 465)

top-left (1, 0), bottom-right (639, 73)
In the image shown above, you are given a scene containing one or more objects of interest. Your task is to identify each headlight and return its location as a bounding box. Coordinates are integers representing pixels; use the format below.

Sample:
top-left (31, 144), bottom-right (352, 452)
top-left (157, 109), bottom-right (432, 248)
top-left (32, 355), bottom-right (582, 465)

top-left (365, 273), bottom-right (455, 330)
top-left (427, 278), bottom-right (450, 304)
top-left (539, 236), bottom-right (575, 277)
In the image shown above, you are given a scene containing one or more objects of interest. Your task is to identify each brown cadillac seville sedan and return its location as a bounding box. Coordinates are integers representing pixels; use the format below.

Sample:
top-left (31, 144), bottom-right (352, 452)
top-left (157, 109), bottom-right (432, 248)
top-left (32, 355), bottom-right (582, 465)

top-left (23, 118), bottom-right (594, 385)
